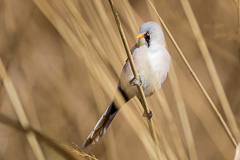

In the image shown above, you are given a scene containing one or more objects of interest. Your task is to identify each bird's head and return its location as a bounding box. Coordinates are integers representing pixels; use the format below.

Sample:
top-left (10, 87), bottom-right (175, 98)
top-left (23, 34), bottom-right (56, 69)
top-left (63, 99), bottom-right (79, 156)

top-left (137, 21), bottom-right (165, 47)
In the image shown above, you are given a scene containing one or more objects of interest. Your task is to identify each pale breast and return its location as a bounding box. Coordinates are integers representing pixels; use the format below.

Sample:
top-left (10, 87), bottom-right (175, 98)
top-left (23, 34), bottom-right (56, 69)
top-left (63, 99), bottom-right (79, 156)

top-left (120, 45), bottom-right (171, 98)
top-left (142, 45), bottom-right (171, 96)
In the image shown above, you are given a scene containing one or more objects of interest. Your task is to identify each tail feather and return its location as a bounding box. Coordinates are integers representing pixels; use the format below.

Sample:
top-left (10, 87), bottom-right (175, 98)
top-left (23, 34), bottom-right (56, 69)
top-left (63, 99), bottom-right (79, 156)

top-left (82, 101), bottom-right (118, 149)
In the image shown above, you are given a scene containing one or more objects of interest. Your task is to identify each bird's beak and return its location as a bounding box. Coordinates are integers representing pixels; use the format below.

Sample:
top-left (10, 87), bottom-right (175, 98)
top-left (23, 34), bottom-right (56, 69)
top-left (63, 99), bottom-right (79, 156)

top-left (137, 34), bottom-right (144, 39)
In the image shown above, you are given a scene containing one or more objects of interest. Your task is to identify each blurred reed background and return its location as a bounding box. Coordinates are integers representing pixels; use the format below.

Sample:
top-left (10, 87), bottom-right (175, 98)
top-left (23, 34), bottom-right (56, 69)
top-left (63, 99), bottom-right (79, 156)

top-left (0, 0), bottom-right (239, 159)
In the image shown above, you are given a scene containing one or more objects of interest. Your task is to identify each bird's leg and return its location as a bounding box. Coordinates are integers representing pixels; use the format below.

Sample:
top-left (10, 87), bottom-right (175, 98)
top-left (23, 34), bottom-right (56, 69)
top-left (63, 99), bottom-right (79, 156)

top-left (142, 109), bottom-right (153, 120)
top-left (139, 98), bottom-right (153, 120)
top-left (147, 110), bottom-right (153, 120)
top-left (130, 76), bottom-right (142, 86)
top-left (131, 77), bottom-right (153, 120)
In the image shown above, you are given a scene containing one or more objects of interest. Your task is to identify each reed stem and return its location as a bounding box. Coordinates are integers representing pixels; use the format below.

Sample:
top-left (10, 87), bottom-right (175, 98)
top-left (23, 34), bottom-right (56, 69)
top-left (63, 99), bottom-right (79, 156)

top-left (180, 0), bottom-right (239, 146)
top-left (0, 59), bottom-right (46, 160)
top-left (108, 0), bottom-right (162, 158)
top-left (146, 0), bottom-right (238, 147)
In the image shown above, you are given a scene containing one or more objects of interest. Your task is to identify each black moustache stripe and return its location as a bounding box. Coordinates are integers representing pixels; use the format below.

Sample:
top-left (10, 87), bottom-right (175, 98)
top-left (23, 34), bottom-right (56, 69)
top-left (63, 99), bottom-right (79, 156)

top-left (144, 33), bottom-right (150, 47)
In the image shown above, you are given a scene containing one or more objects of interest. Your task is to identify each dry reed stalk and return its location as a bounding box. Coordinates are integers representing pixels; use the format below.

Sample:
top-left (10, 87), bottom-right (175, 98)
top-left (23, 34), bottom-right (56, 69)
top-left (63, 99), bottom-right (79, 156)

top-left (61, 0), bottom-right (125, 104)
top-left (156, 90), bottom-right (188, 160)
top-left (92, 0), bottom-right (126, 62)
top-left (234, 0), bottom-right (239, 6)
top-left (146, 0), bottom-right (238, 147)
top-left (121, 0), bottom-right (139, 36)
top-left (0, 113), bottom-right (97, 160)
top-left (83, 0), bottom-right (123, 72)
top-left (108, 0), bottom-right (150, 132)
top-left (3, 0), bottom-right (16, 35)
top-left (206, 39), bottom-right (239, 68)
top-left (3, 0), bottom-right (237, 159)
top-left (168, 63), bottom-right (198, 160)
top-left (66, 0), bottom-right (127, 110)
top-left (73, 19), bottom-right (118, 158)
top-left (32, 0), bottom-right (118, 103)
top-left (81, 1), bottom-right (114, 55)
top-left (83, 1), bottom-right (123, 77)
top-left (62, 0), bottom-right (109, 64)
top-left (239, 0), bottom-right (240, 33)
top-left (121, 101), bottom-right (166, 160)
top-left (88, 74), bottom-right (118, 160)
top-left (121, 2), bottom-right (187, 158)
top-left (233, 0), bottom-right (240, 32)
top-left (0, 59), bottom-right (46, 160)
top-left (107, 0), bottom-right (162, 158)
top-left (238, 0), bottom-right (240, 34)
top-left (61, 144), bottom-right (99, 160)
top-left (120, 0), bottom-right (144, 30)
top-left (156, 125), bottom-right (178, 160)
top-left (180, 0), bottom-right (240, 145)
top-left (172, 61), bottom-right (233, 160)
top-left (56, 2), bottom-right (125, 158)
top-left (119, 0), bottom-right (152, 120)
top-left (146, 0), bottom-right (158, 22)
top-left (122, 0), bottom-right (184, 159)
top-left (32, 6), bottom-right (126, 157)
top-left (234, 143), bottom-right (240, 160)
top-left (130, 98), bottom-right (172, 159)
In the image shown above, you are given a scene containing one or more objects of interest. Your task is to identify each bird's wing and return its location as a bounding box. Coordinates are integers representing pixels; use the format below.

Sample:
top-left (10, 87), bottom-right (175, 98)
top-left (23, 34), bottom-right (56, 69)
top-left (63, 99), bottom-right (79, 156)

top-left (124, 43), bottom-right (138, 63)
top-left (130, 43), bottom-right (138, 54)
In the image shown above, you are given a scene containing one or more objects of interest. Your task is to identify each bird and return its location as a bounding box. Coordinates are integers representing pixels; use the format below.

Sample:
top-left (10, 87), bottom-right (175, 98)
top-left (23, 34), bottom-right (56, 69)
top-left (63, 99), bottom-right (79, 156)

top-left (82, 21), bottom-right (171, 149)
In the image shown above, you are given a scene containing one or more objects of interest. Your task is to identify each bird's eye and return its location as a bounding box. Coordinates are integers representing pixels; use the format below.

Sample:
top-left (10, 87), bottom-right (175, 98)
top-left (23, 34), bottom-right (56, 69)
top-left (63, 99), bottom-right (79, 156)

top-left (144, 32), bottom-right (151, 47)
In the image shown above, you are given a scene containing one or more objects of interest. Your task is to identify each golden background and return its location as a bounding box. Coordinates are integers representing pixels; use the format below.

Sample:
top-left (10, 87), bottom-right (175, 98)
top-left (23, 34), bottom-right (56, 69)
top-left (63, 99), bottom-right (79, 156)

top-left (0, 0), bottom-right (239, 159)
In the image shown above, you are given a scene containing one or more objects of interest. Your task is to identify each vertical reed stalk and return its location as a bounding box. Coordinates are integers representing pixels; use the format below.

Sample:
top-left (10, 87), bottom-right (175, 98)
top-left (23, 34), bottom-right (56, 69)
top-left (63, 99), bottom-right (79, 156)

top-left (108, 0), bottom-right (162, 158)
top-left (233, 0), bottom-right (240, 32)
top-left (121, 0), bottom-right (139, 36)
top-left (0, 113), bottom-right (97, 160)
top-left (121, 1), bottom-right (182, 158)
top-left (146, 0), bottom-right (238, 147)
top-left (122, 100), bottom-right (166, 160)
top-left (122, 2), bottom-right (186, 158)
top-left (88, 74), bottom-right (118, 160)
top-left (156, 90), bottom-right (188, 160)
top-left (169, 63), bottom-right (198, 160)
top-left (157, 125), bottom-right (178, 160)
top-left (180, 0), bottom-right (240, 145)
top-left (239, 0), bottom-right (240, 33)
top-left (93, 0), bottom-right (125, 62)
top-left (0, 59), bottom-right (46, 160)
top-left (234, 143), bottom-right (240, 160)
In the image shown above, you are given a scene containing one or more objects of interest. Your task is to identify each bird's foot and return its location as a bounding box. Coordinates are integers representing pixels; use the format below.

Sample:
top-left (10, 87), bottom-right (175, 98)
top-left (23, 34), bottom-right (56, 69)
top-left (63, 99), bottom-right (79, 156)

top-left (130, 76), bottom-right (142, 86)
top-left (147, 110), bottom-right (153, 120)
top-left (142, 109), bottom-right (153, 120)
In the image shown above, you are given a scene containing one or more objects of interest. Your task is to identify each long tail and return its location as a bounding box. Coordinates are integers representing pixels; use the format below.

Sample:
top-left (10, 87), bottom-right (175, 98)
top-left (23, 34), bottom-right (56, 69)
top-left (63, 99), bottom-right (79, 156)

top-left (82, 101), bottom-right (119, 149)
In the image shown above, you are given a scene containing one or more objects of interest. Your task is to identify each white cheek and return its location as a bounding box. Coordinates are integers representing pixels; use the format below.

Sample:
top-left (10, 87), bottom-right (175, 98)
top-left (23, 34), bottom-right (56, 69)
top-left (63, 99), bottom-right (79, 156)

top-left (138, 38), bottom-right (146, 47)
